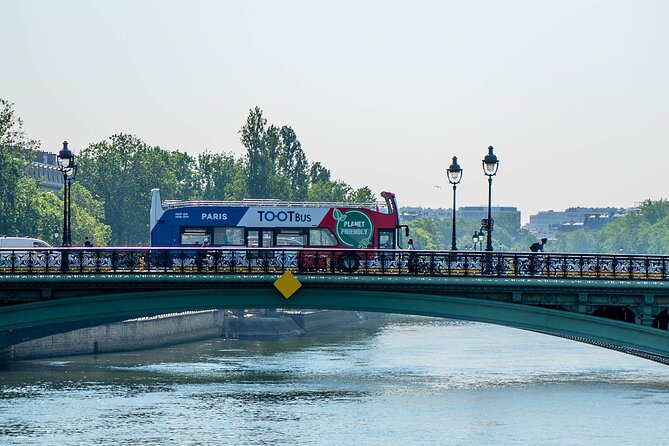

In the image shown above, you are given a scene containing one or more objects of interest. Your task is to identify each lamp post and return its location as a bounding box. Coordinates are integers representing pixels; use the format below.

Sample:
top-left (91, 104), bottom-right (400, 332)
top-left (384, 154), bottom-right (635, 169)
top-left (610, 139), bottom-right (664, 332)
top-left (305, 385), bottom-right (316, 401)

top-left (482, 146), bottom-right (499, 252)
top-left (57, 141), bottom-right (77, 271)
top-left (477, 229), bottom-right (485, 250)
top-left (472, 231), bottom-right (479, 251)
top-left (446, 156), bottom-right (462, 251)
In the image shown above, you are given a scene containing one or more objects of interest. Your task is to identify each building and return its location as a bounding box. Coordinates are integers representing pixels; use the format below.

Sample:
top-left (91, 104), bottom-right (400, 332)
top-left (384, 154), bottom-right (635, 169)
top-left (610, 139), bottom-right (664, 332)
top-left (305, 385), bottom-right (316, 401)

top-left (400, 205), bottom-right (521, 228)
top-left (526, 206), bottom-right (628, 239)
top-left (399, 206), bottom-right (451, 221)
top-left (457, 206), bottom-right (521, 228)
top-left (26, 151), bottom-right (63, 196)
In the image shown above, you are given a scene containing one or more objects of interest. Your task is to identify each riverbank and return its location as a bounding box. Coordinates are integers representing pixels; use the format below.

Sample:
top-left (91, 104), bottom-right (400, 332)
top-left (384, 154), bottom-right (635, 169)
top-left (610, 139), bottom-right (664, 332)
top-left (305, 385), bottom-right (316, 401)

top-left (2, 310), bottom-right (387, 360)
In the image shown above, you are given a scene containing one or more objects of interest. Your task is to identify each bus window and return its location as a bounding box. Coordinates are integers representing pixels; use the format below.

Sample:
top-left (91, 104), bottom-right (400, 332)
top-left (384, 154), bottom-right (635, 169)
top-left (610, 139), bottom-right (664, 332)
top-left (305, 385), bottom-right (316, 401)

top-left (397, 225), bottom-right (410, 249)
top-left (247, 229), bottom-right (273, 248)
top-left (277, 230), bottom-right (307, 247)
top-left (181, 228), bottom-right (209, 245)
top-left (379, 229), bottom-right (395, 249)
top-left (309, 228), bottom-right (338, 246)
top-left (213, 227), bottom-right (244, 246)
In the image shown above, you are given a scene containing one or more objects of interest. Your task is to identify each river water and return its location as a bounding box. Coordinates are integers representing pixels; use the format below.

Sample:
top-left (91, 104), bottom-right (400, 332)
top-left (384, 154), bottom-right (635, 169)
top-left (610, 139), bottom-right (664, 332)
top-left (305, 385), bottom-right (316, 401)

top-left (2, 317), bottom-right (669, 445)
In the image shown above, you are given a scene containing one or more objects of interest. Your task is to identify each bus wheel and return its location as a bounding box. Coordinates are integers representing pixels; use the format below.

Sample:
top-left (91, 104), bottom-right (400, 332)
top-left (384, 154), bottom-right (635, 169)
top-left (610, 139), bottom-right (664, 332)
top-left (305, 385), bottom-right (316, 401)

top-left (337, 253), bottom-right (360, 273)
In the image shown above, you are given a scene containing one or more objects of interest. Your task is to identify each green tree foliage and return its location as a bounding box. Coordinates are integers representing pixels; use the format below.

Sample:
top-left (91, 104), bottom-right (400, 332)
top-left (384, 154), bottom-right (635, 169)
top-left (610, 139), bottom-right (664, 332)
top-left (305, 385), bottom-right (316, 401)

top-left (549, 199), bottom-right (669, 254)
top-left (306, 180), bottom-right (351, 202)
top-left (0, 99), bottom-right (38, 235)
top-left (240, 107), bottom-right (314, 201)
top-left (639, 199), bottom-right (669, 225)
top-left (309, 162), bottom-right (331, 184)
top-left (69, 184), bottom-right (112, 246)
top-left (197, 151), bottom-right (247, 200)
top-left (405, 214), bottom-right (535, 252)
top-left (551, 228), bottom-right (598, 253)
top-left (0, 98), bottom-right (110, 245)
top-left (78, 134), bottom-right (198, 246)
top-left (277, 126), bottom-right (309, 200)
top-left (348, 186), bottom-right (376, 204)
top-left (240, 107), bottom-right (272, 198)
top-left (13, 181), bottom-right (111, 247)
top-left (2, 99), bottom-right (381, 246)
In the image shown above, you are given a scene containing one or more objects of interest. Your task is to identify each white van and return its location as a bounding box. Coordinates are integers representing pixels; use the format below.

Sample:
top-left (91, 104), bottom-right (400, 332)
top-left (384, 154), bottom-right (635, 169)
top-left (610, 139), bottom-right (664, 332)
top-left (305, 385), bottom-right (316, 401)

top-left (0, 237), bottom-right (51, 248)
top-left (0, 237), bottom-right (53, 269)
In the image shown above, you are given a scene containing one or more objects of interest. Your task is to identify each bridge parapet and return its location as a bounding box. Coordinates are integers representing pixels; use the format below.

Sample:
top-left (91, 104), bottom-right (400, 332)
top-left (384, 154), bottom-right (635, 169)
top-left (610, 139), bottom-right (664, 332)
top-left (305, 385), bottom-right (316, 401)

top-left (1, 247), bottom-right (668, 280)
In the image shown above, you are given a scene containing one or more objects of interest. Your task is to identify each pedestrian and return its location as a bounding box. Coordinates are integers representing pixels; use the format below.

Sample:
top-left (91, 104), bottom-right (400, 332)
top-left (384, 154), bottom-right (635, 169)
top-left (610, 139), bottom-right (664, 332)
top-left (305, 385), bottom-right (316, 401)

top-left (529, 237), bottom-right (547, 273)
top-left (84, 236), bottom-right (93, 248)
top-left (197, 237), bottom-right (210, 269)
top-left (407, 238), bottom-right (418, 273)
top-left (530, 238), bottom-right (548, 253)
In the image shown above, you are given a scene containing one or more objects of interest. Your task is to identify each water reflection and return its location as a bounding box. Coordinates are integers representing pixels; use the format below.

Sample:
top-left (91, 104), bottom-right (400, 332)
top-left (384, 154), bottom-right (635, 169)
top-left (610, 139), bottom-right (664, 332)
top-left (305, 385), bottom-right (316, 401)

top-left (3, 319), bottom-right (669, 445)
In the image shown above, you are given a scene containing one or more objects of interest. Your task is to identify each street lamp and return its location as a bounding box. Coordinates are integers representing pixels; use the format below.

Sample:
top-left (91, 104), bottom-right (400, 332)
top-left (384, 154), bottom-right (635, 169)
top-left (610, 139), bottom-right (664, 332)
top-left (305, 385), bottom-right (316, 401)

top-left (446, 156), bottom-right (462, 251)
top-left (57, 141), bottom-right (77, 247)
top-left (482, 145), bottom-right (499, 252)
top-left (472, 231), bottom-right (479, 251)
top-left (477, 229), bottom-right (485, 250)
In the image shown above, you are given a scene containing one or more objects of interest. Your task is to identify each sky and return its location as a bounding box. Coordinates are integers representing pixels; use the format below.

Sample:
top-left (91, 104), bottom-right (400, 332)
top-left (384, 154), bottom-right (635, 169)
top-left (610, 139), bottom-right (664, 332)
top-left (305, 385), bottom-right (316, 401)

top-left (2, 0), bottom-right (668, 223)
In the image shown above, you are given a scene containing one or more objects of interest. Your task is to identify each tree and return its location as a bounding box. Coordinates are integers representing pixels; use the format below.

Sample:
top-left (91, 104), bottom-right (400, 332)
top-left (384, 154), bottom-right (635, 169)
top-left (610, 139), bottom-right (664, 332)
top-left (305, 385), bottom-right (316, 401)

top-left (239, 107), bottom-right (311, 200)
top-left (309, 162), bottom-right (331, 183)
top-left (197, 151), bottom-right (247, 200)
top-left (77, 134), bottom-right (198, 246)
top-left (307, 180), bottom-right (352, 202)
top-left (640, 199), bottom-right (669, 225)
top-left (240, 107), bottom-right (272, 198)
top-left (348, 186), bottom-right (376, 203)
top-left (0, 99), bottom-right (39, 235)
top-left (277, 126), bottom-right (309, 200)
top-left (13, 181), bottom-right (111, 247)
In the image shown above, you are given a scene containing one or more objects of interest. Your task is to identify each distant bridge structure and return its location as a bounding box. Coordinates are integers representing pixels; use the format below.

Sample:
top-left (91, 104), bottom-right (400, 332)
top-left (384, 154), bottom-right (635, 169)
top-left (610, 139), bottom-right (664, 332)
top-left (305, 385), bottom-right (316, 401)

top-left (2, 247), bottom-right (669, 364)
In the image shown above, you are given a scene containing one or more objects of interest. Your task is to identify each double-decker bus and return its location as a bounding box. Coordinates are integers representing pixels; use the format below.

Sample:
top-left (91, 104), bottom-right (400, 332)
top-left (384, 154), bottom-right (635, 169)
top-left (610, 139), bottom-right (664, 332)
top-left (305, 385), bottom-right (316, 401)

top-left (149, 189), bottom-right (408, 271)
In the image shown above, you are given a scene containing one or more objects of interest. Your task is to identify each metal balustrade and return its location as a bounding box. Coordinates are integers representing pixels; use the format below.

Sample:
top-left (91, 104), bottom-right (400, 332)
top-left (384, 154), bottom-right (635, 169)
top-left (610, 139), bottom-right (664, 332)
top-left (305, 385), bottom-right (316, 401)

top-left (0, 247), bottom-right (668, 280)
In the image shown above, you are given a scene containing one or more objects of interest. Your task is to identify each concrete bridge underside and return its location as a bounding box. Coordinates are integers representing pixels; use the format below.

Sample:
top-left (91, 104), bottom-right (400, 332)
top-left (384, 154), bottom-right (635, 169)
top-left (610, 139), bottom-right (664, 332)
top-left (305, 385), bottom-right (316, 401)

top-left (2, 274), bottom-right (669, 363)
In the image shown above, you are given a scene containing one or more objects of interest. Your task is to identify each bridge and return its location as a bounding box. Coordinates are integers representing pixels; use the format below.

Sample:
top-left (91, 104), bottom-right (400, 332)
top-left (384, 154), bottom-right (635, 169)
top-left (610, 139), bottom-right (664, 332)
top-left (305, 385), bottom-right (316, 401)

top-left (2, 247), bottom-right (669, 364)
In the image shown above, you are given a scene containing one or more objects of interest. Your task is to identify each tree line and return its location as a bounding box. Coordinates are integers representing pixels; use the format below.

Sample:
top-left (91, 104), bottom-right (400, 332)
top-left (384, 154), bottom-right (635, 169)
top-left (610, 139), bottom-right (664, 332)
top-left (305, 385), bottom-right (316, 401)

top-left (4, 96), bottom-right (668, 254)
top-left (552, 199), bottom-right (669, 255)
top-left (0, 101), bottom-right (373, 246)
top-left (407, 199), bottom-right (669, 255)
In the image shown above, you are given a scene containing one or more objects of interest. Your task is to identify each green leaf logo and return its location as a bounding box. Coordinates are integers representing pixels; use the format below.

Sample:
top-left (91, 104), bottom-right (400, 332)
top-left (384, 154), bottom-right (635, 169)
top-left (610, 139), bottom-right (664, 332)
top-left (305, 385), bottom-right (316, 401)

top-left (333, 208), bottom-right (347, 222)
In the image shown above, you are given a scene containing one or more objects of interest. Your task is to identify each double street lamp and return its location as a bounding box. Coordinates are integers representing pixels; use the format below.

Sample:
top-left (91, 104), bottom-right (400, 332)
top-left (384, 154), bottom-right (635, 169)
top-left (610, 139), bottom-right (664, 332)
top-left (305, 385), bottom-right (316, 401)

top-left (482, 146), bottom-right (499, 252)
top-left (57, 141), bottom-right (77, 249)
top-left (446, 156), bottom-right (462, 251)
top-left (472, 229), bottom-right (485, 251)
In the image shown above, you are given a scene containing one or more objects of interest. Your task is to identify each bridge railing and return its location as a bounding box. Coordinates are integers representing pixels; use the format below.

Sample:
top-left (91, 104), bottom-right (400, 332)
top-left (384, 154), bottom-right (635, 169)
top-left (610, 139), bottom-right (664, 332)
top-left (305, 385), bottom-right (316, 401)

top-left (0, 247), bottom-right (667, 280)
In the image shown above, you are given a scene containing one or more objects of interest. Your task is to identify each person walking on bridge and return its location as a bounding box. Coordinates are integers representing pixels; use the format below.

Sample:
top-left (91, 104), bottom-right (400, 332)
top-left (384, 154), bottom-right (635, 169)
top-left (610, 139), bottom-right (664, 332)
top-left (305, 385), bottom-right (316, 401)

top-left (407, 238), bottom-right (418, 273)
top-left (529, 238), bottom-right (547, 273)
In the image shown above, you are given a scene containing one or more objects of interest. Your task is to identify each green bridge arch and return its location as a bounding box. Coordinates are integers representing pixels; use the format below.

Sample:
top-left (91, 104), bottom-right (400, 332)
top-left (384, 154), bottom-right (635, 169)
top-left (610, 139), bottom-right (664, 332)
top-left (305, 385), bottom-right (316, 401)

top-left (2, 273), bottom-right (669, 363)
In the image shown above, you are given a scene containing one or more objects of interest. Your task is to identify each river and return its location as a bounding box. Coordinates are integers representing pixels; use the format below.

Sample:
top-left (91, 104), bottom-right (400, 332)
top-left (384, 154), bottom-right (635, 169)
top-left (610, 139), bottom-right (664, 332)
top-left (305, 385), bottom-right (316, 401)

top-left (2, 317), bottom-right (669, 445)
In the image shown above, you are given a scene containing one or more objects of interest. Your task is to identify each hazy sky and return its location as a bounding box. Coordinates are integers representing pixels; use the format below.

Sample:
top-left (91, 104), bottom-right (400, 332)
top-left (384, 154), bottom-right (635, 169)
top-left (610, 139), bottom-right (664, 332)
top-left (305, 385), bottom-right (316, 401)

top-left (2, 0), bottom-right (668, 222)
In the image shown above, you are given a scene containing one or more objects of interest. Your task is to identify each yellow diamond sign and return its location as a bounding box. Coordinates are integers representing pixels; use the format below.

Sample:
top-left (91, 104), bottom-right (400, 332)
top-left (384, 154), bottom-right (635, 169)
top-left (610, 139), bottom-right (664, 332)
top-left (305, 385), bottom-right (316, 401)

top-left (274, 271), bottom-right (302, 299)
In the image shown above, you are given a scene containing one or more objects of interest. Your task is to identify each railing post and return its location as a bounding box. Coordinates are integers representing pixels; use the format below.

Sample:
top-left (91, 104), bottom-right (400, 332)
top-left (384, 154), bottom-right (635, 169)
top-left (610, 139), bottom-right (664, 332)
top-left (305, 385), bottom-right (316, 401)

top-left (561, 255), bottom-right (567, 278)
top-left (463, 252), bottom-right (469, 276)
top-left (645, 257), bottom-right (650, 279)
